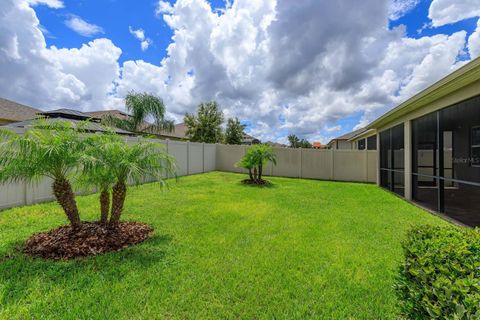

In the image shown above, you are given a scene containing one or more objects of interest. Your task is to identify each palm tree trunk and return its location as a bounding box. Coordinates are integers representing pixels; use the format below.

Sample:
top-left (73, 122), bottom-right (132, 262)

top-left (110, 181), bottom-right (127, 228)
top-left (100, 189), bottom-right (110, 225)
top-left (52, 177), bottom-right (81, 229)
top-left (258, 164), bottom-right (263, 180)
top-left (253, 167), bottom-right (258, 181)
top-left (248, 168), bottom-right (253, 180)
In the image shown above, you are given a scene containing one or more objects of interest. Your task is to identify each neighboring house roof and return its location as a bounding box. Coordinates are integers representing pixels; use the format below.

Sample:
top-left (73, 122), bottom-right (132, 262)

top-left (242, 133), bottom-right (261, 144)
top-left (327, 128), bottom-right (366, 146)
top-left (3, 108), bottom-right (134, 136)
top-left (0, 98), bottom-right (42, 122)
top-left (39, 109), bottom-right (101, 121)
top-left (266, 141), bottom-right (287, 148)
top-left (87, 110), bottom-right (132, 121)
top-left (312, 142), bottom-right (326, 149)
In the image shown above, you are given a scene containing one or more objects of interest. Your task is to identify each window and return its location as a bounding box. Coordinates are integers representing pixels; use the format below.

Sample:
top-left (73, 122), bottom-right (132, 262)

top-left (472, 127), bottom-right (480, 166)
top-left (358, 139), bottom-right (366, 150)
top-left (367, 135), bottom-right (377, 150)
top-left (379, 124), bottom-right (405, 196)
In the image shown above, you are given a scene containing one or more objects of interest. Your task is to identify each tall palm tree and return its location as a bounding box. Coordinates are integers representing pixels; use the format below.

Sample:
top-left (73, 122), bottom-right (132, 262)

top-left (86, 136), bottom-right (176, 228)
top-left (0, 120), bottom-right (86, 228)
top-left (105, 91), bottom-right (174, 135)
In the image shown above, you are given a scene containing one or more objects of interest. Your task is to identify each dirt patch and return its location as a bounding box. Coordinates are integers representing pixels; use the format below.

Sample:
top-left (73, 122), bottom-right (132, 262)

top-left (24, 221), bottom-right (153, 260)
top-left (241, 179), bottom-right (272, 186)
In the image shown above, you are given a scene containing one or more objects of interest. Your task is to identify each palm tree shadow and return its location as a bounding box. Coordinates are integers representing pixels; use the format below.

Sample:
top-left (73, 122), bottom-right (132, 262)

top-left (0, 234), bottom-right (173, 306)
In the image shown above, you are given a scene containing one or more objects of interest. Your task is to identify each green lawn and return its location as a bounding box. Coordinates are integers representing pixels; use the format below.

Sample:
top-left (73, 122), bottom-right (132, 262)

top-left (0, 172), bottom-right (446, 319)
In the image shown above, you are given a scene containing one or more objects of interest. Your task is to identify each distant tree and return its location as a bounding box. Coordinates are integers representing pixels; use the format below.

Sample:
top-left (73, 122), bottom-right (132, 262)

top-left (288, 134), bottom-right (300, 148)
top-left (104, 91), bottom-right (174, 134)
top-left (299, 139), bottom-right (312, 149)
top-left (224, 117), bottom-right (246, 145)
top-left (0, 120), bottom-right (86, 229)
top-left (184, 101), bottom-right (224, 143)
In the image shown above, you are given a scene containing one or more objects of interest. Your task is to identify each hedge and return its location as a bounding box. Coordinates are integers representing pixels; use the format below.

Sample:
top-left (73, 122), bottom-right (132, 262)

top-left (396, 225), bottom-right (480, 319)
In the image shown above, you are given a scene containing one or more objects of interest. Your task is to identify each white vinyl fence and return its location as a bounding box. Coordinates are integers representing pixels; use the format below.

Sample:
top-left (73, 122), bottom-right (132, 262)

top-left (0, 140), bottom-right (377, 210)
top-left (0, 139), bottom-right (217, 210)
top-left (216, 144), bottom-right (377, 183)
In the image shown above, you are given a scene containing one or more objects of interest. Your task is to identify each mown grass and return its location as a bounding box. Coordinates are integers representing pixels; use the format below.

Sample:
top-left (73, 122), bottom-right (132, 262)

top-left (0, 172), bottom-right (446, 319)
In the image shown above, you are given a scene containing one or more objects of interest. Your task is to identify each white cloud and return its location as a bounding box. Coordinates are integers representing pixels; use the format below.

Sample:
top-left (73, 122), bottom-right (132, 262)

top-left (27, 0), bottom-right (63, 8)
top-left (0, 0), bottom-right (475, 142)
top-left (0, 0), bottom-right (121, 111)
top-left (468, 19), bottom-right (480, 59)
top-left (156, 0), bottom-right (174, 15)
top-left (65, 15), bottom-right (104, 37)
top-left (325, 125), bottom-right (342, 133)
top-left (389, 0), bottom-right (420, 21)
top-left (128, 26), bottom-right (152, 51)
top-left (428, 0), bottom-right (480, 27)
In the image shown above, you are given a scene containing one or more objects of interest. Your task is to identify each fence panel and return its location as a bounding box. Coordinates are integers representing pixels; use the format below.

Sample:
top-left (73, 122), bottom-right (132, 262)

top-left (301, 149), bottom-right (333, 180)
top-left (216, 144), bottom-right (246, 173)
top-left (203, 144), bottom-right (216, 172)
top-left (271, 148), bottom-right (301, 178)
top-left (188, 142), bottom-right (204, 175)
top-left (167, 141), bottom-right (188, 176)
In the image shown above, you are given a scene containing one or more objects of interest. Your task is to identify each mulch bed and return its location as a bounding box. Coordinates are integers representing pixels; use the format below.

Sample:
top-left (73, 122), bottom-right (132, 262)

top-left (241, 179), bottom-right (271, 185)
top-left (24, 221), bottom-right (153, 260)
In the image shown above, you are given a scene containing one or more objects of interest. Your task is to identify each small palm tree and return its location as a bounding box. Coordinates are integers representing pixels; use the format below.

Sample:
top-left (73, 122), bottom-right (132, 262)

top-left (236, 144), bottom-right (277, 183)
top-left (88, 137), bottom-right (176, 228)
top-left (0, 120), bottom-right (86, 229)
top-left (80, 132), bottom-right (120, 225)
top-left (104, 91), bottom-right (174, 135)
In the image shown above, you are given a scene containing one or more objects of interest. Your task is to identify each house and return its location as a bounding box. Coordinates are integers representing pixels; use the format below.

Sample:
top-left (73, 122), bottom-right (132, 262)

top-left (265, 141), bottom-right (287, 148)
top-left (365, 56), bottom-right (480, 227)
top-left (312, 142), bottom-right (327, 149)
top-left (242, 134), bottom-right (261, 145)
top-left (0, 98), bottom-right (41, 125)
top-left (88, 109), bottom-right (188, 141)
top-left (326, 128), bottom-right (367, 150)
top-left (3, 108), bottom-right (134, 136)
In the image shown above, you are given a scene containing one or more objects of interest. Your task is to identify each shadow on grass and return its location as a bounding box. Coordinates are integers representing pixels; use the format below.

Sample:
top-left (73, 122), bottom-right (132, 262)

top-left (237, 181), bottom-right (278, 189)
top-left (0, 234), bottom-right (173, 306)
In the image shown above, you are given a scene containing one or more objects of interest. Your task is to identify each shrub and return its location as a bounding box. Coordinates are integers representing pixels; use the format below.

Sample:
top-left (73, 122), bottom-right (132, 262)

top-left (395, 225), bottom-right (480, 319)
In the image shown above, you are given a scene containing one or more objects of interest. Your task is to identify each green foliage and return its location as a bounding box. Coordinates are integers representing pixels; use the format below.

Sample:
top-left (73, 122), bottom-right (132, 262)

top-left (104, 91), bottom-right (174, 134)
top-left (184, 101), bottom-right (224, 143)
top-left (288, 134), bottom-right (300, 148)
top-left (395, 225), bottom-right (480, 319)
top-left (288, 134), bottom-right (311, 148)
top-left (0, 119), bottom-right (86, 183)
top-left (236, 144), bottom-right (276, 181)
top-left (224, 117), bottom-right (246, 145)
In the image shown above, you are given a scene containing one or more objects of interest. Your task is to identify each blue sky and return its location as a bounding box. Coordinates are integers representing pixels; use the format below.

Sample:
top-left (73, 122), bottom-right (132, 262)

top-left (2, 0), bottom-right (479, 144)
top-left (36, 0), bottom-right (227, 65)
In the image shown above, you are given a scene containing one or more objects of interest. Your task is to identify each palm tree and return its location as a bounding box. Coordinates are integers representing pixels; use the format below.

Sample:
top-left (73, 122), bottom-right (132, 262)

top-left (87, 137), bottom-right (176, 228)
top-left (0, 120), bottom-right (86, 229)
top-left (105, 91), bottom-right (174, 135)
top-left (80, 132), bottom-right (121, 225)
top-left (236, 144), bottom-right (277, 182)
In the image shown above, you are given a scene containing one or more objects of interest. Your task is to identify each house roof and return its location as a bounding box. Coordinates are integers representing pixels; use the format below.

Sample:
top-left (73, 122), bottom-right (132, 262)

top-left (367, 56), bottom-right (480, 130)
top-left (4, 117), bottom-right (133, 135)
top-left (39, 109), bottom-right (101, 121)
top-left (0, 98), bottom-right (42, 122)
top-left (327, 127), bottom-right (366, 145)
top-left (87, 110), bottom-right (131, 121)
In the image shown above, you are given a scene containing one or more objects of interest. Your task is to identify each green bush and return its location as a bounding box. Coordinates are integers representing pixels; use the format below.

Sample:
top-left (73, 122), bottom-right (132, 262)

top-left (396, 225), bottom-right (480, 319)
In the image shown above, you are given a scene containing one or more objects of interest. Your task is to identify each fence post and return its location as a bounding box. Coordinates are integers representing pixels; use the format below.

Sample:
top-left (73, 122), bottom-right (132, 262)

top-left (202, 142), bottom-right (205, 173)
top-left (331, 149), bottom-right (335, 180)
top-left (364, 149), bottom-right (369, 183)
top-left (166, 139), bottom-right (170, 178)
top-left (186, 141), bottom-right (190, 176)
top-left (299, 148), bottom-right (303, 178)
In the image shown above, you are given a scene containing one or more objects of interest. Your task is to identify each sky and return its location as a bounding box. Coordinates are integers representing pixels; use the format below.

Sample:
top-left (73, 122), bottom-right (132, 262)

top-left (1, 0), bottom-right (480, 144)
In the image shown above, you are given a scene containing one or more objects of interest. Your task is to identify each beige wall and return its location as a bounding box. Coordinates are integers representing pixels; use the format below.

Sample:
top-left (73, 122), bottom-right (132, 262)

top-left (215, 145), bottom-right (377, 183)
